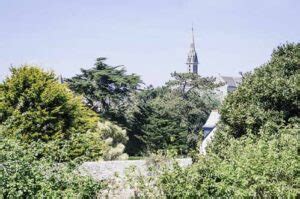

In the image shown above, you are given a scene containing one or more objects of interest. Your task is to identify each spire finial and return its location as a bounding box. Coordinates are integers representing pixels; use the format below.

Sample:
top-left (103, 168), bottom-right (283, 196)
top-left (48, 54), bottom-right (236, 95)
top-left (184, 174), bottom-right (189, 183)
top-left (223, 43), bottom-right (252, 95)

top-left (191, 24), bottom-right (195, 48)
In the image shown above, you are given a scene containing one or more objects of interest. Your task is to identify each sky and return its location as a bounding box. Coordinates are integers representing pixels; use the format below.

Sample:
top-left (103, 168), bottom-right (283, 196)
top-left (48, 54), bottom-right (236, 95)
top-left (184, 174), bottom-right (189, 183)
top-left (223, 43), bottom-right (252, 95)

top-left (0, 0), bottom-right (299, 86)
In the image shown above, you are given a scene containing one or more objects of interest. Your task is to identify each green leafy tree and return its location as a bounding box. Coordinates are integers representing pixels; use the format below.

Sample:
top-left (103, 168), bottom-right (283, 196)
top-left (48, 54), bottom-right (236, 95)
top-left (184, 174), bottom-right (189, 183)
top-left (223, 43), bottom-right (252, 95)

top-left (0, 66), bottom-right (98, 141)
top-left (158, 125), bottom-right (299, 198)
top-left (123, 86), bottom-right (158, 155)
top-left (140, 94), bottom-right (187, 153)
top-left (0, 66), bottom-right (105, 161)
top-left (164, 72), bottom-right (220, 147)
top-left (126, 73), bottom-right (220, 155)
top-left (66, 58), bottom-right (142, 122)
top-left (210, 42), bottom-right (300, 156)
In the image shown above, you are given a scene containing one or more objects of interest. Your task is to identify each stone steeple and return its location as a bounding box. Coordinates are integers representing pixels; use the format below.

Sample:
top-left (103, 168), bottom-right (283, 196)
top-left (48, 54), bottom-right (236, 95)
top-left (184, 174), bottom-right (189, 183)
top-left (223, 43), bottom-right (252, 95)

top-left (186, 27), bottom-right (198, 74)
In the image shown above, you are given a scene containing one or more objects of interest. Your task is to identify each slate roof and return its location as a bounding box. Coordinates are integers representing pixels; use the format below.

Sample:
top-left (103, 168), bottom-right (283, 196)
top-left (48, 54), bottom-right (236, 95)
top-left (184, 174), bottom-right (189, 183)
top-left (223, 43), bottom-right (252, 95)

top-left (203, 110), bottom-right (220, 129)
top-left (220, 76), bottom-right (242, 87)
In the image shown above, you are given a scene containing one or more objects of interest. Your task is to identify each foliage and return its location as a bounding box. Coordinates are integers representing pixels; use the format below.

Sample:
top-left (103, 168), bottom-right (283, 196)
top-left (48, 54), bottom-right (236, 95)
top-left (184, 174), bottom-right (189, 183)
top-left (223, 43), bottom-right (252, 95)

top-left (0, 66), bottom-right (106, 161)
top-left (126, 73), bottom-right (220, 155)
top-left (209, 43), bottom-right (300, 158)
top-left (66, 57), bottom-right (142, 121)
top-left (158, 125), bottom-right (299, 198)
top-left (124, 86), bottom-right (159, 155)
top-left (0, 66), bottom-right (98, 141)
top-left (0, 135), bottom-right (105, 198)
top-left (123, 126), bottom-right (299, 198)
top-left (0, 66), bottom-right (130, 197)
top-left (66, 59), bottom-right (220, 155)
top-left (127, 43), bottom-right (300, 198)
top-left (66, 58), bottom-right (143, 156)
top-left (163, 72), bottom-right (220, 148)
top-left (123, 152), bottom-right (179, 199)
top-left (95, 121), bottom-right (129, 160)
top-left (217, 43), bottom-right (299, 139)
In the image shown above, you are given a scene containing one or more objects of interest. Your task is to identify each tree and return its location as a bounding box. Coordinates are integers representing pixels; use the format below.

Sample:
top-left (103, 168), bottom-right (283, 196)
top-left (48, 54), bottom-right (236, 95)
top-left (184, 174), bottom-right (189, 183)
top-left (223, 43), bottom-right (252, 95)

top-left (210, 43), bottom-right (300, 156)
top-left (126, 73), bottom-right (220, 155)
top-left (139, 93), bottom-right (188, 153)
top-left (0, 66), bottom-right (107, 161)
top-left (138, 43), bottom-right (300, 198)
top-left (0, 66), bottom-right (98, 141)
top-left (123, 86), bottom-right (158, 155)
top-left (165, 72), bottom-right (220, 147)
top-left (66, 58), bottom-right (142, 122)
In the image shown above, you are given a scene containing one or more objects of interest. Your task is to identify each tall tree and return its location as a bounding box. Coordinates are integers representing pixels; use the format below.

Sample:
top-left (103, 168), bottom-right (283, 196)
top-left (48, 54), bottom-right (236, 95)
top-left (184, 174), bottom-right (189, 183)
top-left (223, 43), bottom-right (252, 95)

top-left (124, 86), bottom-right (158, 155)
top-left (210, 43), bottom-right (300, 157)
top-left (66, 57), bottom-right (142, 122)
top-left (165, 72), bottom-right (221, 136)
top-left (127, 73), bottom-right (221, 154)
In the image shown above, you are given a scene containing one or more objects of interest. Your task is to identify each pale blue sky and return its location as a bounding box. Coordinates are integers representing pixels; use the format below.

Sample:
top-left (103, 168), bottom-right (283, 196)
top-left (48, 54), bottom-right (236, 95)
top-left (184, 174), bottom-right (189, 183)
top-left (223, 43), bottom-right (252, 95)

top-left (0, 0), bottom-right (299, 85)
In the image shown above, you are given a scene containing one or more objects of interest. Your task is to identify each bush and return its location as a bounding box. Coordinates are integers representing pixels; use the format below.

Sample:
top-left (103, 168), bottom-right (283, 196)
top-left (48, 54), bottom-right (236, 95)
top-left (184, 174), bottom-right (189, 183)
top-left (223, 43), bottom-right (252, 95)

top-left (159, 125), bottom-right (299, 198)
top-left (0, 135), bottom-right (105, 198)
top-left (96, 121), bottom-right (129, 160)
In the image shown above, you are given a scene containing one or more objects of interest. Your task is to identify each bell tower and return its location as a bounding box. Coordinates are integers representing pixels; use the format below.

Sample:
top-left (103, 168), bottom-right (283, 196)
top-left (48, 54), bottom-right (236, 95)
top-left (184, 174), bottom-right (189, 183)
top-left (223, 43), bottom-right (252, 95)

top-left (186, 27), bottom-right (198, 74)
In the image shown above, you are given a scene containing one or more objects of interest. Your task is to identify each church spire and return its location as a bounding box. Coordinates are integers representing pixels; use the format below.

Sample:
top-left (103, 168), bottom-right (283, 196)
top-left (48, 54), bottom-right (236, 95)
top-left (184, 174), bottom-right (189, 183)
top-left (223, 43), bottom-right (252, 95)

top-left (186, 26), bottom-right (198, 74)
top-left (192, 25), bottom-right (195, 48)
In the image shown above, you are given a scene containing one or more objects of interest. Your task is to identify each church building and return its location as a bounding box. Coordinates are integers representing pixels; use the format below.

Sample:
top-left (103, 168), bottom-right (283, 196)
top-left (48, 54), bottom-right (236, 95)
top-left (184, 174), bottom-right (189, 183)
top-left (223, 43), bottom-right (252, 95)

top-left (186, 27), bottom-right (198, 74)
top-left (187, 28), bottom-right (243, 154)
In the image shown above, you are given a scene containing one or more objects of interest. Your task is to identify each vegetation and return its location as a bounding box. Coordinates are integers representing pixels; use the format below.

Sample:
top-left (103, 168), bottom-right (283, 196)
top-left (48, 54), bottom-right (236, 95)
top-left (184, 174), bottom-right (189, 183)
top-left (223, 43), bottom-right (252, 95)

top-left (96, 121), bottom-right (129, 160)
top-left (0, 66), bottom-right (127, 197)
top-left (1, 43), bottom-right (299, 198)
top-left (0, 66), bottom-right (98, 142)
top-left (125, 73), bottom-right (220, 155)
top-left (0, 66), bottom-right (105, 161)
top-left (67, 59), bottom-right (220, 155)
top-left (158, 126), bottom-right (299, 198)
top-left (0, 135), bottom-right (105, 198)
top-left (66, 57), bottom-right (142, 121)
top-left (210, 42), bottom-right (300, 156)
top-left (128, 43), bottom-right (300, 198)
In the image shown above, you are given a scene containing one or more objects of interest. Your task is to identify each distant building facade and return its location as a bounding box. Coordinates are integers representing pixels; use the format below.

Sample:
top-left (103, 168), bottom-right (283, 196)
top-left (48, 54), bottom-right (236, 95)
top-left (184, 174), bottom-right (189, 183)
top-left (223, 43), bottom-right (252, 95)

top-left (200, 110), bottom-right (220, 154)
top-left (200, 76), bottom-right (242, 154)
top-left (216, 75), bottom-right (242, 101)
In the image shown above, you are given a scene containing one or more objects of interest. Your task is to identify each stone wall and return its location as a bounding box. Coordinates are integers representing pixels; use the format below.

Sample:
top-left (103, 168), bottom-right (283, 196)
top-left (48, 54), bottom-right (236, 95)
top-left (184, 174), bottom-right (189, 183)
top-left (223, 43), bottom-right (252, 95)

top-left (80, 158), bottom-right (192, 181)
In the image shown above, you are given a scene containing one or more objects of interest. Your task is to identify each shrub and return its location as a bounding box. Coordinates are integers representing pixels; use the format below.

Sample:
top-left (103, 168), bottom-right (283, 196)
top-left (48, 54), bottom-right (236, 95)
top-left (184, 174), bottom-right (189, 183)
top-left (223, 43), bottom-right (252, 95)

top-left (0, 135), bottom-right (105, 198)
top-left (96, 121), bottom-right (129, 160)
top-left (159, 125), bottom-right (299, 198)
